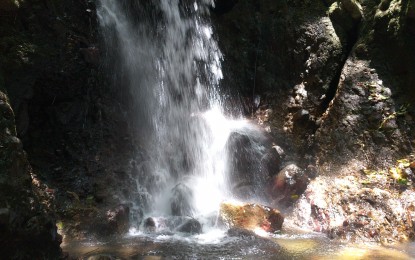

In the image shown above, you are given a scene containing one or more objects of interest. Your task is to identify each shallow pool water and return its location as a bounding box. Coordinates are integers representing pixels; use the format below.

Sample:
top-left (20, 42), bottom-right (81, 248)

top-left (62, 228), bottom-right (415, 259)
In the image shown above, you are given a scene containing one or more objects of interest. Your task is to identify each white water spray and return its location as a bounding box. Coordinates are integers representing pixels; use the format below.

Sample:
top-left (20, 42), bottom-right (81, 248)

top-left (98, 0), bottom-right (269, 229)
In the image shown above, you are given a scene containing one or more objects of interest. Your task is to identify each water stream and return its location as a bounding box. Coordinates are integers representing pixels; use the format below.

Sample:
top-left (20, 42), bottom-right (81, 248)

top-left (61, 1), bottom-right (415, 259)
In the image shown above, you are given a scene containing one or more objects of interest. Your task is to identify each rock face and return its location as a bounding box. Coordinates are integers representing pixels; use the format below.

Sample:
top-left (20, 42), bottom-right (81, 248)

top-left (215, 0), bottom-right (415, 244)
top-left (220, 202), bottom-right (284, 233)
top-left (214, 0), bottom-right (415, 175)
top-left (0, 0), bottom-right (140, 243)
top-left (315, 0), bottom-right (415, 174)
top-left (213, 0), bottom-right (349, 165)
top-left (0, 91), bottom-right (61, 258)
top-left (292, 171), bottom-right (415, 244)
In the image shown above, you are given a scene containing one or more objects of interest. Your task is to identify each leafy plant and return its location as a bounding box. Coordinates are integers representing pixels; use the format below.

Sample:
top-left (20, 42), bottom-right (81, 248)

top-left (379, 104), bottom-right (410, 129)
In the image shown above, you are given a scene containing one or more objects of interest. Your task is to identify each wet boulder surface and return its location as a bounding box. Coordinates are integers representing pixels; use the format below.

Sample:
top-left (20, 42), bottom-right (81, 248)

top-left (220, 202), bottom-right (284, 233)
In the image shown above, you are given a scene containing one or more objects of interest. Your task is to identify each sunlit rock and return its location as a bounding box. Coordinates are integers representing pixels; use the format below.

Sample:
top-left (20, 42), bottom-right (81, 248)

top-left (292, 175), bottom-right (415, 244)
top-left (220, 202), bottom-right (284, 233)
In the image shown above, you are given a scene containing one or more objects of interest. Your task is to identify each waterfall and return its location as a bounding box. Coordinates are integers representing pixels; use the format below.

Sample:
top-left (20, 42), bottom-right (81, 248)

top-left (97, 0), bottom-right (269, 229)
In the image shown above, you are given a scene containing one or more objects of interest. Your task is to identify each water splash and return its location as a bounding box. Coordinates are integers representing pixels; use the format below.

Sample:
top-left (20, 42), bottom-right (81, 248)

top-left (97, 0), bottom-right (268, 229)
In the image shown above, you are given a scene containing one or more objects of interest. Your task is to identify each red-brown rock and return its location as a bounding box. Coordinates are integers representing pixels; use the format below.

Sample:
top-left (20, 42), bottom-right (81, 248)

top-left (220, 202), bottom-right (284, 233)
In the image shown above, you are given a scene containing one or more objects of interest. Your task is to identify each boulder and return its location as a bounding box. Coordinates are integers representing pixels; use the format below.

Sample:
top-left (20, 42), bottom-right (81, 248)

top-left (175, 218), bottom-right (202, 234)
top-left (142, 216), bottom-right (201, 234)
top-left (220, 202), bottom-right (284, 233)
top-left (268, 163), bottom-right (310, 208)
top-left (226, 131), bottom-right (280, 200)
top-left (170, 183), bottom-right (194, 216)
top-left (86, 205), bottom-right (130, 237)
top-left (105, 204), bottom-right (130, 234)
top-left (143, 217), bottom-right (156, 232)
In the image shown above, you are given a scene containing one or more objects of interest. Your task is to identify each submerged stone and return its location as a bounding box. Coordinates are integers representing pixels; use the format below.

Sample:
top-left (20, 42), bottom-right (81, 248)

top-left (220, 202), bottom-right (284, 233)
top-left (175, 218), bottom-right (202, 234)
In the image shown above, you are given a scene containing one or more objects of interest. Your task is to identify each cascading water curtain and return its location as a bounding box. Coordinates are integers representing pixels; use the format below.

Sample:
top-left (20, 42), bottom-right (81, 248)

top-left (98, 0), bottom-right (236, 224)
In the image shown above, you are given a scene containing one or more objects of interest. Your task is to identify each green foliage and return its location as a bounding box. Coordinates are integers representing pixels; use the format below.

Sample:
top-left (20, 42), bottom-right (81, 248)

top-left (363, 157), bottom-right (414, 186)
top-left (379, 104), bottom-right (409, 129)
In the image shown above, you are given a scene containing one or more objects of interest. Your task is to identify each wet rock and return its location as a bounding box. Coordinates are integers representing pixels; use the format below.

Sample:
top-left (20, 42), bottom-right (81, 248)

top-left (268, 164), bottom-right (309, 208)
top-left (176, 218), bottom-right (202, 234)
top-left (170, 183), bottom-right (193, 216)
top-left (220, 202), bottom-right (284, 233)
top-left (106, 204), bottom-right (130, 234)
top-left (226, 131), bottom-right (280, 200)
top-left (86, 205), bottom-right (131, 237)
top-left (142, 216), bottom-right (200, 234)
top-left (143, 217), bottom-right (156, 232)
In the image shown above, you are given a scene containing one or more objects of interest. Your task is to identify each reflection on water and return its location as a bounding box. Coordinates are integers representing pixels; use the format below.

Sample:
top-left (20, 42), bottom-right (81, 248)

top-left (63, 230), bottom-right (415, 259)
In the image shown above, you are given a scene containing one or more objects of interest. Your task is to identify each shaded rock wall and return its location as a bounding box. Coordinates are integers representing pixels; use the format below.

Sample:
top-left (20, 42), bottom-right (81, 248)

top-left (0, 0), bottom-right (139, 248)
top-left (0, 92), bottom-right (61, 257)
top-left (213, 0), bottom-right (352, 166)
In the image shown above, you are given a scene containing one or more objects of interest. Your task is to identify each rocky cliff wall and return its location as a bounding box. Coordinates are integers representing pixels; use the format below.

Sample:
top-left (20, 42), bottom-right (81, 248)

top-left (213, 0), bottom-right (415, 174)
top-left (0, 0), bottom-right (139, 254)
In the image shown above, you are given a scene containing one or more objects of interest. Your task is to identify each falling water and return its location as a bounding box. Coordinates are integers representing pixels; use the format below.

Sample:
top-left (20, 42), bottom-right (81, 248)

top-left (97, 0), bottom-right (268, 230)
